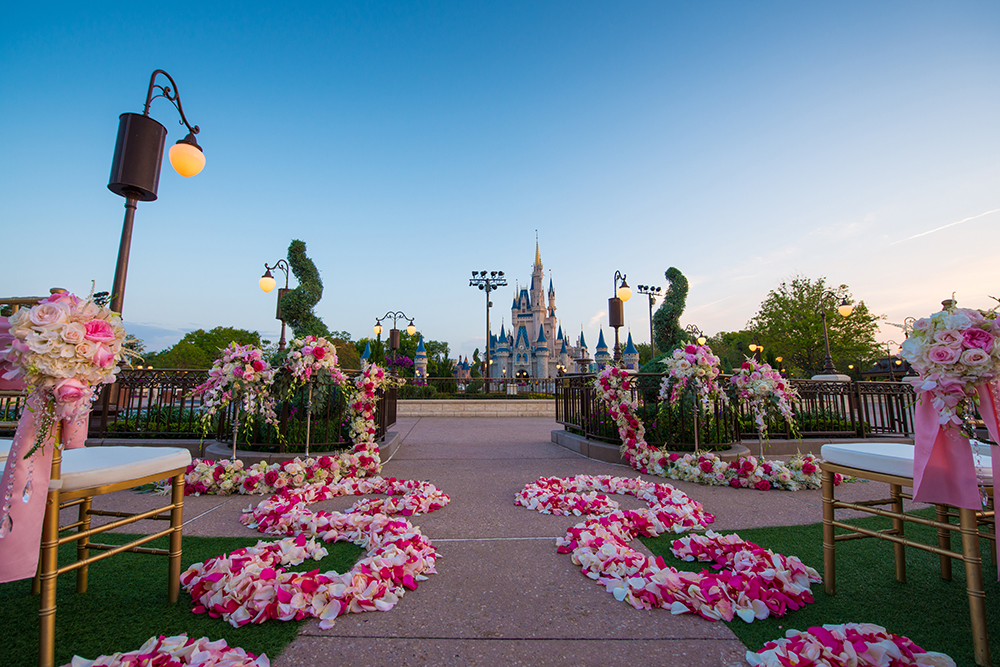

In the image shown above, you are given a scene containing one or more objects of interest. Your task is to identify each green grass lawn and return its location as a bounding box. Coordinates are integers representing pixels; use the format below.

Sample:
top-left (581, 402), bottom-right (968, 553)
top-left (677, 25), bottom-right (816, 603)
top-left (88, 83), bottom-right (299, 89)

top-left (642, 511), bottom-right (1000, 666)
top-left (0, 534), bottom-right (363, 667)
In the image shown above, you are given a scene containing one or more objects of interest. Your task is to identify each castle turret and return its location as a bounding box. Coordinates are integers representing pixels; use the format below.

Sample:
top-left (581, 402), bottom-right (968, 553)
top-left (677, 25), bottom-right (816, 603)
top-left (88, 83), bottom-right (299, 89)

top-left (594, 329), bottom-right (611, 369)
top-left (360, 340), bottom-right (371, 367)
top-left (623, 332), bottom-right (640, 371)
top-left (414, 335), bottom-right (428, 379)
top-left (534, 326), bottom-right (549, 377)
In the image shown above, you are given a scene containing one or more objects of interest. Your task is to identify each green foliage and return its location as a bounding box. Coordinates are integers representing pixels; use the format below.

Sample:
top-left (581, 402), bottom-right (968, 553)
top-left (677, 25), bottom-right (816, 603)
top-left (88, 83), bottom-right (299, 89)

top-left (635, 342), bottom-right (654, 366)
top-left (652, 267), bottom-right (689, 355)
top-left (470, 348), bottom-right (483, 378)
top-left (706, 330), bottom-right (756, 374)
top-left (398, 384), bottom-right (438, 398)
top-left (282, 239), bottom-right (330, 339)
top-left (747, 276), bottom-right (883, 378)
top-left (144, 327), bottom-right (262, 369)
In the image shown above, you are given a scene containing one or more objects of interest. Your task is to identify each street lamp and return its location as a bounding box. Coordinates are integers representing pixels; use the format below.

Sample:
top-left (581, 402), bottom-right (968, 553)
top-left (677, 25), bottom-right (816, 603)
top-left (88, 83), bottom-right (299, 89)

top-left (748, 340), bottom-right (763, 362)
top-left (469, 270), bottom-right (507, 393)
top-left (609, 271), bottom-right (631, 362)
top-left (108, 70), bottom-right (204, 314)
top-left (685, 324), bottom-right (707, 346)
top-left (374, 311), bottom-right (416, 367)
top-left (636, 284), bottom-right (662, 356)
top-left (259, 260), bottom-right (290, 350)
top-left (818, 290), bottom-right (854, 376)
top-left (884, 340), bottom-right (900, 382)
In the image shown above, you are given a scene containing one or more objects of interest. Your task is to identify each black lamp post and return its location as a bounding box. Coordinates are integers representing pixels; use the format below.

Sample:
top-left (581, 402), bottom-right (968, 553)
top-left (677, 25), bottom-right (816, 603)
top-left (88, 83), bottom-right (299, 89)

top-left (685, 324), bottom-right (707, 346)
top-left (108, 70), bottom-right (204, 314)
top-left (259, 260), bottom-right (291, 350)
top-left (748, 339), bottom-right (763, 362)
top-left (636, 284), bottom-right (662, 357)
top-left (469, 270), bottom-right (507, 393)
top-left (818, 291), bottom-right (854, 375)
top-left (609, 271), bottom-right (632, 362)
top-left (374, 311), bottom-right (416, 369)
top-left (884, 340), bottom-right (900, 382)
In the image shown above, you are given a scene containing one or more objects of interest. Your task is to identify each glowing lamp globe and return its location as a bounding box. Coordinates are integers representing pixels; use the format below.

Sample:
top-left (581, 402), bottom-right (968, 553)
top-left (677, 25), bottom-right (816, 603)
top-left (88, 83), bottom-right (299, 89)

top-left (259, 273), bottom-right (276, 293)
top-left (617, 282), bottom-right (632, 302)
top-left (406, 321), bottom-right (416, 335)
top-left (374, 323), bottom-right (383, 336)
top-left (837, 302), bottom-right (854, 318)
top-left (168, 134), bottom-right (205, 177)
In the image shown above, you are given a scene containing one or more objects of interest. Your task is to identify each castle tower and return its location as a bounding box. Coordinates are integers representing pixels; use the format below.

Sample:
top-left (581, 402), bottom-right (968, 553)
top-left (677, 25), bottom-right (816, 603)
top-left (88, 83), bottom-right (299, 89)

top-left (594, 329), bottom-right (611, 369)
top-left (623, 332), bottom-right (640, 371)
top-left (534, 326), bottom-right (549, 378)
top-left (414, 335), bottom-right (427, 379)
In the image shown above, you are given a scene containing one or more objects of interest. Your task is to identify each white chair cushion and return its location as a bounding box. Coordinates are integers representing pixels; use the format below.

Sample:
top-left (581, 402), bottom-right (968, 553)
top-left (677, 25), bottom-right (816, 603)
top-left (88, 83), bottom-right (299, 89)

top-left (0, 438), bottom-right (12, 460)
top-left (60, 446), bottom-right (191, 493)
top-left (822, 441), bottom-right (993, 484)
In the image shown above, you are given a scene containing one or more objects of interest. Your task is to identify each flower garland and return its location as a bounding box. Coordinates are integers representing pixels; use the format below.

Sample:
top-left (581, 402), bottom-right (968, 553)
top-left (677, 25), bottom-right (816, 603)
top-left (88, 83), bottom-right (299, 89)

top-left (747, 623), bottom-right (953, 667)
top-left (901, 299), bottom-right (1000, 426)
top-left (2, 290), bottom-right (126, 454)
top-left (185, 456), bottom-right (342, 496)
top-left (518, 477), bottom-right (820, 623)
top-left (730, 357), bottom-right (799, 443)
top-left (284, 335), bottom-right (347, 386)
top-left (191, 343), bottom-right (278, 437)
top-left (181, 476), bottom-right (446, 628)
top-left (658, 343), bottom-right (727, 409)
top-left (592, 365), bottom-right (835, 491)
top-left (64, 634), bottom-right (269, 667)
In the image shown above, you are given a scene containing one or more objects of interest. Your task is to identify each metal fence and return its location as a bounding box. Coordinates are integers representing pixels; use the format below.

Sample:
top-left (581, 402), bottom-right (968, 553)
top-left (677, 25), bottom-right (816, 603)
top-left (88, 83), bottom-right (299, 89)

top-left (400, 376), bottom-right (559, 398)
top-left (1, 368), bottom-right (397, 451)
top-left (556, 372), bottom-right (919, 445)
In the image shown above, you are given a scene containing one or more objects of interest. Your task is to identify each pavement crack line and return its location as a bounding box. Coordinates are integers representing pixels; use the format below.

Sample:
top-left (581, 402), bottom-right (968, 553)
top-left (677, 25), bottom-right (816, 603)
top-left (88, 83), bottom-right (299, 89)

top-left (181, 498), bottom-right (239, 528)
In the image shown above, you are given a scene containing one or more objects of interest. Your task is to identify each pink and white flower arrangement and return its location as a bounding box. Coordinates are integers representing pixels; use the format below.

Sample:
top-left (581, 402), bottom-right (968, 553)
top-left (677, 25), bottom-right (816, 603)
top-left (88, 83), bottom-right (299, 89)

top-left (747, 623), bottom-right (954, 667)
top-left (730, 358), bottom-right (799, 442)
top-left (658, 343), bottom-right (727, 409)
top-left (63, 634), bottom-right (270, 667)
top-left (657, 451), bottom-right (832, 491)
top-left (901, 300), bottom-right (1000, 425)
top-left (184, 456), bottom-right (343, 496)
top-left (593, 366), bottom-right (656, 473)
top-left (2, 290), bottom-right (126, 453)
top-left (284, 336), bottom-right (347, 386)
top-left (192, 343), bottom-right (279, 435)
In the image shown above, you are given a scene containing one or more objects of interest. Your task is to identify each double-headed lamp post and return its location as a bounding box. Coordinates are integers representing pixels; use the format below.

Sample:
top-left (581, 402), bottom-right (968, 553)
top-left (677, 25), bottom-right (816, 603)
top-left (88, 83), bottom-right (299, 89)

top-left (818, 291), bottom-right (854, 376)
top-left (108, 70), bottom-right (205, 314)
top-left (685, 324), bottom-right (707, 346)
top-left (469, 270), bottom-right (506, 393)
top-left (258, 260), bottom-right (291, 350)
top-left (637, 284), bottom-right (662, 356)
top-left (748, 340), bottom-right (763, 362)
top-left (609, 271), bottom-right (632, 362)
top-left (374, 312), bottom-right (416, 367)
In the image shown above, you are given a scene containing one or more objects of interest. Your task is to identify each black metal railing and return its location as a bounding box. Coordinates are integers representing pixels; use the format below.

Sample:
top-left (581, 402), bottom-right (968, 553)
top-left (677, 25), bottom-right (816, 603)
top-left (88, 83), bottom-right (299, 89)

top-left (556, 373), bottom-right (920, 444)
top-left (399, 376), bottom-right (558, 398)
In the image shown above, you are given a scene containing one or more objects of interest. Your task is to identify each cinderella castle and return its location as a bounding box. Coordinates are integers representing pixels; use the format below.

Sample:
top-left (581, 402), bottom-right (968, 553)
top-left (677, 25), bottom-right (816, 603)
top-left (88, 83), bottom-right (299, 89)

top-left (485, 241), bottom-right (639, 379)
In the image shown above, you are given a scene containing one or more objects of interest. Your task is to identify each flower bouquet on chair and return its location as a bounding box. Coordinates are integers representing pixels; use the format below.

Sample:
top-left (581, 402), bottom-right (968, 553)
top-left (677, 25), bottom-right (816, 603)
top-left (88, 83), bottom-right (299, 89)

top-left (0, 290), bottom-right (126, 581)
top-left (730, 357), bottom-right (799, 459)
top-left (900, 297), bottom-right (1000, 510)
top-left (192, 343), bottom-right (279, 459)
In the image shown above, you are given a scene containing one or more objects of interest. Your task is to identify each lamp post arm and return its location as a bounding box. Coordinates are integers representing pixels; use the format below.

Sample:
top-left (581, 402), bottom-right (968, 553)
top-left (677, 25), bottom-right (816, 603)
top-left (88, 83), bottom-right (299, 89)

top-left (144, 69), bottom-right (200, 136)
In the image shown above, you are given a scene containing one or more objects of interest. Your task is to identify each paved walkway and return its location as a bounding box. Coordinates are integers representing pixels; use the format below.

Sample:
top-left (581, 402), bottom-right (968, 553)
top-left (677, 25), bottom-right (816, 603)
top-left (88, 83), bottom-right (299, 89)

top-left (86, 417), bottom-right (901, 667)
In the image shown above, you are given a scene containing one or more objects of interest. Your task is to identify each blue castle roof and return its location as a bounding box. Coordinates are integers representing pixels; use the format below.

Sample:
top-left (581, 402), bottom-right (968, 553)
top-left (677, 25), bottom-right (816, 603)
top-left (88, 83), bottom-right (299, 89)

top-left (624, 332), bottom-right (638, 355)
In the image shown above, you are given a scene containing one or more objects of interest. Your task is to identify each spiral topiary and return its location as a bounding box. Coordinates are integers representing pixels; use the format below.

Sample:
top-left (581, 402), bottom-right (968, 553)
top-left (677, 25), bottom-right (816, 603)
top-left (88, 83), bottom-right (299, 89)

top-left (638, 267), bottom-right (689, 403)
top-left (280, 239), bottom-right (331, 339)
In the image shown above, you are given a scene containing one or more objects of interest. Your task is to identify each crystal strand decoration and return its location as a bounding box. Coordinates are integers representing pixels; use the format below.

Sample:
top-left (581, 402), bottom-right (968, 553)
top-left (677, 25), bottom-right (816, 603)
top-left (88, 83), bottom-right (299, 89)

top-left (0, 428), bottom-right (24, 538)
top-left (21, 448), bottom-right (36, 504)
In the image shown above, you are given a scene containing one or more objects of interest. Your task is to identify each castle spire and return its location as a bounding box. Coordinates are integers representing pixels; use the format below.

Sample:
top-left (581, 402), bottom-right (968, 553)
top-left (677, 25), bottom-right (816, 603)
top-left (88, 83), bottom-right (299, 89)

top-left (535, 231), bottom-right (542, 268)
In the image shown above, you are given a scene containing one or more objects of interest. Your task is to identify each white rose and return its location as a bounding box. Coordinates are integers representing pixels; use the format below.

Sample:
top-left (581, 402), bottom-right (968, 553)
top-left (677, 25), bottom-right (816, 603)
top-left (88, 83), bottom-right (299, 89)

top-left (75, 340), bottom-right (97, 359)
top-left (29, 303), bottom-right (69, 328)
top-left (60, 321), bottom-right (87, 344)
top-left (26, 331), bottom-right (56, 354)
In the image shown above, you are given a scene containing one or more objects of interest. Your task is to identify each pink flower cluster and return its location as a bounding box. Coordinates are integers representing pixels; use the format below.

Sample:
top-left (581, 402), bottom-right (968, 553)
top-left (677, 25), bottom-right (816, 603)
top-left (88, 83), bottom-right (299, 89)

top-left (2, 291), bottom-right (126, 426)
top-left (284, 335), bottom-right (347, 385)
top-left (747, 623), bottom-right (952, 667)
top-left (63, 634), bottom-right (269, 667)
top-left (901, 303), bottom-right (1000, 425)
top-left (656, 451), bottom-right (834, 492)
top-left (184, 456), bottom-right (344, 496)
top-left (730, 358), bottom-right (798, 441)
top-left (183, 476), bottom-right (445, 628)
top-left (192, 343), bottom-right (278, 431)
top-left (593, 366), bottom-right (656, 472)
top-left (659, 343), bottom-right (727, 409)
top-left (531, 477), bottom-right (821, 622)
top-left (516, 475), bottom-right (715, 530)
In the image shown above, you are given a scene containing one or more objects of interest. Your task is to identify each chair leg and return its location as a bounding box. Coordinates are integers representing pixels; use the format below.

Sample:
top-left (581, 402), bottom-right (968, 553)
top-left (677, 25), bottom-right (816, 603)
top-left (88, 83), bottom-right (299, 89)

top-left (39, 487), bottom-right (61, 667)
top-left (168, 472), bottom-right (184, 603)
top-left (960, 508), bottom-right (991, 667)
top-left (889, 484), bottom-right (905, 583)
top-left (76, 496), bottom-right (92, 593)
top-left (822, 468), bottom-right (836, 595)
top-left (936, 504), bottom-right (953, 581)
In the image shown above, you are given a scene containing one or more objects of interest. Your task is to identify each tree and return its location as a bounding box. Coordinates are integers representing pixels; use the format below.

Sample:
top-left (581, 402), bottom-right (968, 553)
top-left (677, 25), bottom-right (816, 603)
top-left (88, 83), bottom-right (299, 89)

top-left (747, 276), bottom-right (883, 378)
top-left (705, 330), bottom-right (756, 374)
top-left (470, 348), bottom-right (483, 378)
top-left (281, 239), bottom-right (330, 339)
top-left (652, 267), bottom-right (689, 357)
top-left (144, 327), bottom-right (262, 368)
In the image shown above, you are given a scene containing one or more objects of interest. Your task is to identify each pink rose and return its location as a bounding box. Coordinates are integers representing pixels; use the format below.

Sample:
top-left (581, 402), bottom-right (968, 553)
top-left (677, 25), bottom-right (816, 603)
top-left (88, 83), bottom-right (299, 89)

top-left (962, 327), bottom-right (995, 352)
top-left (92, 344), bottom-right (116, 368)
top-left (755, 479), bottom-right (771, 491)
top-left (53, 377), bottom-right (88, 404)
top-left (313, 346), bottom-right (326, 360)
top-left (29, 303), bottom-right (69, 327)
top-left (927, 345), bottom-right (962, 365)
top-left (960, 348), bottom-right (991, 367)
top-left (83, 319), bottom-right (116, 344)
top-left (934, 329), bottom-right (963, 346)
top-left (252, 360), bottom-right (266, 372)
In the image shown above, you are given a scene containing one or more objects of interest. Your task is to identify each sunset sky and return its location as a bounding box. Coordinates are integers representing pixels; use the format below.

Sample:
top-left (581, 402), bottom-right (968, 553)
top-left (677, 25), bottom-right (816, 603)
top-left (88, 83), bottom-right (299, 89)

top-left (3, 2), bottom-right (998, 361)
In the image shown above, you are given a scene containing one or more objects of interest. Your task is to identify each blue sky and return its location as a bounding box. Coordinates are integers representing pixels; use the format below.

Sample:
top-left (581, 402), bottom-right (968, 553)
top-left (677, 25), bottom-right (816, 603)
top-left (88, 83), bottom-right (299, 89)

top-left (3, 2), bottom-right (999, 361)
